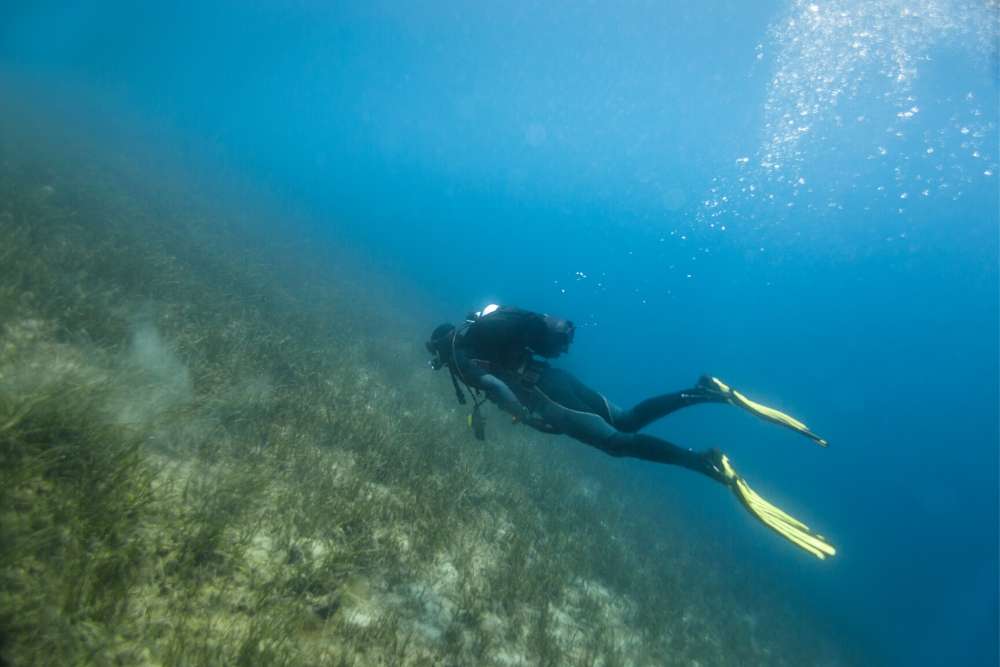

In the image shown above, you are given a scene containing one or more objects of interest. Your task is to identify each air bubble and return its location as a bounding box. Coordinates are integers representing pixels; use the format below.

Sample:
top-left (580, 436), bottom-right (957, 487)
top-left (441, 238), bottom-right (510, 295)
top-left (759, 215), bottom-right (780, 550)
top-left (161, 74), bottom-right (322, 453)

top-left (701, 0), bottom-right (997, 226)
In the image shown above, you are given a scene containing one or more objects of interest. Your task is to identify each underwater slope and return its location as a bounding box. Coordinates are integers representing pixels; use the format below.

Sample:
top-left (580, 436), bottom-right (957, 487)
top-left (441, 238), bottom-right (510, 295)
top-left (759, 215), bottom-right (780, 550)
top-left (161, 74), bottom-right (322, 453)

top-left (0, 123), bottom-right (851, 666)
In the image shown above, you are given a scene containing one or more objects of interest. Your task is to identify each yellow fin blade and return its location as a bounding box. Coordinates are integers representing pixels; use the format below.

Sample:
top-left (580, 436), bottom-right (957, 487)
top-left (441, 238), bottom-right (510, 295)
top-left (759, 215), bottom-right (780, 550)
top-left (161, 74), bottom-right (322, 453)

top-left (727, 385), bottom-right (828, 447)
top-left (732, 476), bottom-right (837, 559)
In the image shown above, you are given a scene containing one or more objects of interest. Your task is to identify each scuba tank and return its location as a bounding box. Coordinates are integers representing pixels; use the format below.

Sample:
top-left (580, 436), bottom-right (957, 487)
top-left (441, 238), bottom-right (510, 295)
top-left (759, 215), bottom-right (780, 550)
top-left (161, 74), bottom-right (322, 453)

top-left (465, 304), bottom-right (575, 358)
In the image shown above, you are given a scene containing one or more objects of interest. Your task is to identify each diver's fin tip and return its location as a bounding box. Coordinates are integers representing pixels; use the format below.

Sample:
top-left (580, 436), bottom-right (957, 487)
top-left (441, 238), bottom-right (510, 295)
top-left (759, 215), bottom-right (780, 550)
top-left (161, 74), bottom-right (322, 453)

top-left (723, 455), bottom-right (836, 560)
top-left (713, 378), bottom-right (825, 446)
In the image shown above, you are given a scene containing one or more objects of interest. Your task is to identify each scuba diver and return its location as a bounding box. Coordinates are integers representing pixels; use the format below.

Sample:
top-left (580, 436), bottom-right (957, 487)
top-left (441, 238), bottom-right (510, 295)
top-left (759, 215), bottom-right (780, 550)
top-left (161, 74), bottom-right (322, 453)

top-left (426, 304), bottom-right (836, 559)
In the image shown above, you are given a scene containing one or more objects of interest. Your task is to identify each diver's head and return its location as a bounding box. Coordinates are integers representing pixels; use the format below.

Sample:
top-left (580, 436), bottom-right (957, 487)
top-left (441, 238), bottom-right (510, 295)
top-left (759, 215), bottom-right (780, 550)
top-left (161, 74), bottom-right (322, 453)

top-left (425, 323), bottom-right (456, 370)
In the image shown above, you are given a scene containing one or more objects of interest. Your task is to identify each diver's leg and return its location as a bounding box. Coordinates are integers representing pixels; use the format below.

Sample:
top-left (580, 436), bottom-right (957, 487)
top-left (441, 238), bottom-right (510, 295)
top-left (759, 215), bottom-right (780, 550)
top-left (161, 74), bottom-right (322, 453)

top-left (604, 429), bottom-right (837, 557)
top-left (600, 432), bottom-right (728, 483)
top-left (535, 391), bottom-right (836, 557)
top-left (612, 382), bottom-right (729, 433)
top-left (535, 369), bottom-right (702, 436)
top-left (534, 388), bottom-right (725, 483)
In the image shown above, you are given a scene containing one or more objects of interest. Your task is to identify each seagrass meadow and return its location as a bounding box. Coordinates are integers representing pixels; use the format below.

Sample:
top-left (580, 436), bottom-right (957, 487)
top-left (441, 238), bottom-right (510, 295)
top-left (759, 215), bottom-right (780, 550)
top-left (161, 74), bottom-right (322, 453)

top-left (0, 120), bottom-right (848, 666)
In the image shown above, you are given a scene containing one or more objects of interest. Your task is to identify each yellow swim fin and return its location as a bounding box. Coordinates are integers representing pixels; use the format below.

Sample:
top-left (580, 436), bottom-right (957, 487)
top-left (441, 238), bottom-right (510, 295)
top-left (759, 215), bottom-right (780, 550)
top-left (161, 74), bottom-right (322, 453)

top-left (712, 451), bottom-right (836, 559)
top-left (701, 376), bottom-right (828, 447)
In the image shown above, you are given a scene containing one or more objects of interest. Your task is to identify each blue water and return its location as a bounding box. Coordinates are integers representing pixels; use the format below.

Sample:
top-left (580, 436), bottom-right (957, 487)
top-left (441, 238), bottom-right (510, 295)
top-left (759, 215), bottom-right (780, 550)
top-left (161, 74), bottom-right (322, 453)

top-left (3, 2), bottom-right (997, 664)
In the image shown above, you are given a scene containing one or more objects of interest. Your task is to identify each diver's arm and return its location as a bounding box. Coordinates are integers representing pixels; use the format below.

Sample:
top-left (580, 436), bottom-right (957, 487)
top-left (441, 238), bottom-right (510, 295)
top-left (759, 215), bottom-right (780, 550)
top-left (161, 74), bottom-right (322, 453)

top-left (452, 345), bottom-right (484, 382)
top-left (451, 346), bottom-right (526, 415)
top-left (481, 374), bottom-right (561, 433)
top-left (479, 373), bottom-right (529, 419)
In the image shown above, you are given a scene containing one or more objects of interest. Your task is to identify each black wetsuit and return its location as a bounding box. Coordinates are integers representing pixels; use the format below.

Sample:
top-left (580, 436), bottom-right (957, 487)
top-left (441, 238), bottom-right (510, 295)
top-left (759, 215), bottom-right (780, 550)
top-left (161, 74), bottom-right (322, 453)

top-left (448, 317), bottom-right (729, 483)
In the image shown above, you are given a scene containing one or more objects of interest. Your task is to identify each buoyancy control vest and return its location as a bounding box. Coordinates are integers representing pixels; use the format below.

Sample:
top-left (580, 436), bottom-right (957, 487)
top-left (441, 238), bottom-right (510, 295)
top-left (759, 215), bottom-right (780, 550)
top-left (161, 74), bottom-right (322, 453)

top-left (450, 305), bottom-right (574, 440)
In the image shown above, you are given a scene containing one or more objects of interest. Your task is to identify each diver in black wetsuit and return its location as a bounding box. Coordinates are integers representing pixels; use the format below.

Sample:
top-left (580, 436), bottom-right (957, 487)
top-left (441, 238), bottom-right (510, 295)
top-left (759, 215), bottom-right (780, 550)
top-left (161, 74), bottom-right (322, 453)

top-left (426, 304), bottom-right (837, 559)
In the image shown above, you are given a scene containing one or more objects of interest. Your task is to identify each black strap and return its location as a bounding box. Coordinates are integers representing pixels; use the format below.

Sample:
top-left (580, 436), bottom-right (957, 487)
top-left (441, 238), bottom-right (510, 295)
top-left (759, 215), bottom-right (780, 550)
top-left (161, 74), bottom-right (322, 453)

top-left (447, 365), bottom-right (467, 405)
top-left (447, 325), bottom-right (493, 435)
